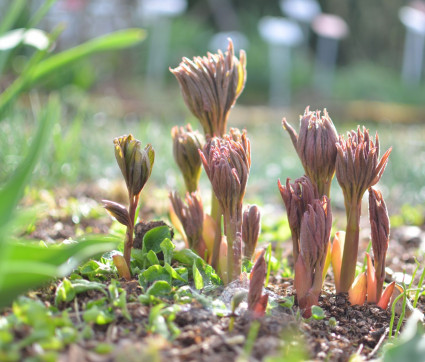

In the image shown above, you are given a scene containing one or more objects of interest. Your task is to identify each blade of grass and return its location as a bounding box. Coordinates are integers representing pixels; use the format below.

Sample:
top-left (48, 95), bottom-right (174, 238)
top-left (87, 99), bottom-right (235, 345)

top-left (413, 261), bottom-right (425, 308)
top-left (28, 0), bottom-right (59, 28)
top-left (0, 0), bottom-right (26, 35)
top-left (0, 95), bottom-right (59, 228)
top-left (395, 285), bottom-right (408, 337)
top-left (389, 292), bottom-right (405, 339)
top-left (265, 243), bottom-right (272, 288)
top-left (408, 257), bottom-right (420, 291)
top-left (29, 28), bottom-right (146, 84)
top-left (0, 28), bottom-right (146, 117)
top-left (0, 235), bottom-right (120, 309)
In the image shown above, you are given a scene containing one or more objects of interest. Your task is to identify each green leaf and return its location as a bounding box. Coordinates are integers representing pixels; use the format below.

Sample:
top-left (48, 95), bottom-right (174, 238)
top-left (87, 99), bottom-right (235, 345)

top-left (139, 265), bottom-right (171, 289)
top-left (193, 261), bottom-right (204, 290)
top-left (0, 236), bottom-right (119, 309)
top-left (71, 279), bottom-right (107, 296)
top-left (279, 296), bottom-right (295, 309)
top-left (160, 238), bottom-right (175, 265)
top-left (79, 259), bottom-right (114, 280)
top-left (148, 304), bottom-right (169, 339)
top-left (146, 281), bottom-right (172, 297)
top-left (164, 263), bottom-right (187, 283)
top-left (146, 250), bottom-right (160, 266)
top-left (142, 226), bottom-right (172, 254)
top-left (311, 306), bottom-right (325, 320)
top-left (172, 249), bottom-right (203, 265)
top-left (113, 291), bottom-right (132, 322)
top-left (83, 306), bottom-right (115, 325)
top-left (55, 278), bottom-right (76, 305)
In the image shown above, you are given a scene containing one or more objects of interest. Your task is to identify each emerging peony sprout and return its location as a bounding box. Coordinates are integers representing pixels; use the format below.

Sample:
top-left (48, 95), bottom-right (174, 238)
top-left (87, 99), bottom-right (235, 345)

top-left (348, 272), bottom-right (367, 306)
top-left (199, 130), bottom-right (251, 283)
top-left (294, 197), bottom-right (332, 318)
top-left (248, 249), bottom-right (269, 317)
top-left (368, 187), bottom-right (390, 301)
top-left (330, 231), bottom-right (345, 292)
top-left (171, 124), bottom-right (205, 193)
top-left (170, 39), bottom-right (246, 138)
top-left (103, 134), bottom-right (155, 273)
top-left (335, 127), bottom-right (391, 292)
top-left (282, 107), bottom-right (338, 197)
top-left (278, 176), bottom-right (319, 263)
top-left (242, 205), bottom-right (261, 261)
top-left (169, 191), bottom-right (208, 260)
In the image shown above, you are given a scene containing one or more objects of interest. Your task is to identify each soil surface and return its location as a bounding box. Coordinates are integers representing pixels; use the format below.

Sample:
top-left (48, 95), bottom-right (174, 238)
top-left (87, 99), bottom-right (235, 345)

top-left (9, 186), bottom-right (425, 361)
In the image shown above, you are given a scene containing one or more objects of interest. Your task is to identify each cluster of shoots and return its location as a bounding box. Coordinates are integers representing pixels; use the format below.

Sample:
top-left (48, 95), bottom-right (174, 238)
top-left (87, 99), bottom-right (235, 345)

top-left (169, 40), bottom-right (262, 285)
top-left (103, 135), bottom-right (155, 279)
top-left (281, 107), bottom-right (393, 316)
top-left (101, 40), bottom-right (395, 321)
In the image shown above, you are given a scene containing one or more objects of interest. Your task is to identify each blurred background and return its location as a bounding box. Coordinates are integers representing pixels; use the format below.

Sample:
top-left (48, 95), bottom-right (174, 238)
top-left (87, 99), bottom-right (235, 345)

top-left (1, 0), bottom-right (425, 219)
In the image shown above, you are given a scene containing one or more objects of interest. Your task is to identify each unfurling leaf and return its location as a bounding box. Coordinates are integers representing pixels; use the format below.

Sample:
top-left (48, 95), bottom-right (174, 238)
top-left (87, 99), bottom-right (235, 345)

top-left (349, 272), bottom-right (367, 306)
top-left (112, 254), bottom-right (131, 281)
top-left (377, 281), bottom-right (396, 310)
top-left (331, 231), bottom-right (345, 293)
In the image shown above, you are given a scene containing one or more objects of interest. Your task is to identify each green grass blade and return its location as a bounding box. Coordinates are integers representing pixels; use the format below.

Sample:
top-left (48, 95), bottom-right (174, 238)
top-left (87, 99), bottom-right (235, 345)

top-left (413, 263), bottom-right (425, 308)
top-left (0, 28), bottom-right (145, 116)
top-left (29, 28), bottom-right (146, 84)
top-left (0, 95), bottom-right (59, 228)
top-left (0, 236), bottom-right (120, 309)
top-left (28, 0), bottom-right (59, 28)
top-left (0, 0), bottom-right (26, 35)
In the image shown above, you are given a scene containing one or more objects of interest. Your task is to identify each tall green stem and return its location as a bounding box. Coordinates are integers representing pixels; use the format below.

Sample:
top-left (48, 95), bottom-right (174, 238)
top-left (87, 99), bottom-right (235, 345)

top-left (339, 200), bottom-right (361, 292)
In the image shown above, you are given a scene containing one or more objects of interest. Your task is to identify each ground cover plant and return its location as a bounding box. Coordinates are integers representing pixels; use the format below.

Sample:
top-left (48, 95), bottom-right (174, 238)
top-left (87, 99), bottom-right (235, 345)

top-left (1, 5), bottom-right (425, 360)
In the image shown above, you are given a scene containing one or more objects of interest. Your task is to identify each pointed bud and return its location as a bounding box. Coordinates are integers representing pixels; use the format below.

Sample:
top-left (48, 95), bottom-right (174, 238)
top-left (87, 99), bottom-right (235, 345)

top-left (369, 187), bottom-right (390, 300)
top-left (169, 191), bottom-right (206, 259)
top-left (277, 176), bottom-right (319, 262)
top-left (170, 39), bottom-right (247, 137)
top-left (248, 249), bottom-right (267, 317)
top-left (377, 281), bottom-right (396, 310)
top-left (113, 134), bottom-right (154, 197)
top-left (103, 200), bottom-right (130, 227)
top-left (366, 253), bottom-right (378, 303)
top-left (283, 107), bottom-right (338, 197)
top-left (349, 272), bottom-right (367, 306)
top-left (171, 124), bottom-right (205, 193)
top-left (295, 197), bottom-right (332, 317)
top-left (294, 255), bottom-right (312, 308)
top-left (242, 205), bottom-right (261, 261)
top-left (331, 231), bottom-right (345, 292)
top-left (336, 127), bottom-right (391, 206)
top-left (200, 132), bottom-right (251, 222)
